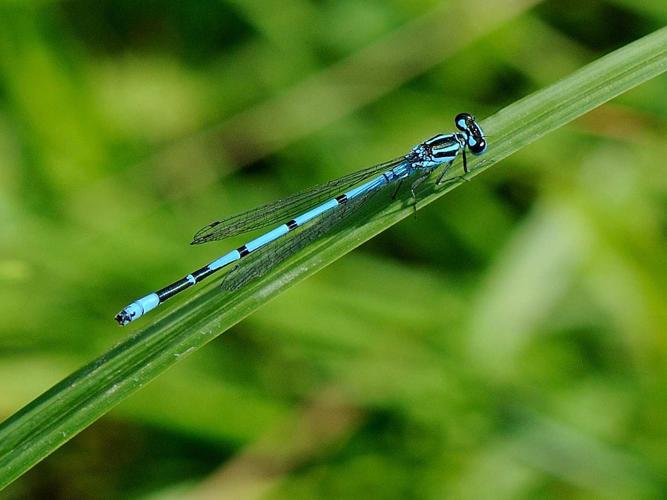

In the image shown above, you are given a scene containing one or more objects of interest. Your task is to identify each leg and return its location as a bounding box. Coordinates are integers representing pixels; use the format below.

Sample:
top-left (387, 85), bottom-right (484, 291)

top-left (462, 148), bottom-right (469, 174)
top-left (436, 163), bottom-right (452, 185)
top-left (437, 150), bottom-right (470, 186)
top-left (391, 179), bottom-right (404, 200)
top-left (410, 174), bottom-right (430, 215)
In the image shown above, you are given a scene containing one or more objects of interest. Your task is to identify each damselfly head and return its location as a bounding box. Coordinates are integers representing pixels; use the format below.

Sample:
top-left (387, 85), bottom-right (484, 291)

top-left (455, 112), bottom-right (487, 155)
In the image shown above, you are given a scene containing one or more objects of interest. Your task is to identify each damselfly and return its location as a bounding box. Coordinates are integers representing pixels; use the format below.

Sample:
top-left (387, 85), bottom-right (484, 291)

top-left (115, 113), bottom-right (487, 325)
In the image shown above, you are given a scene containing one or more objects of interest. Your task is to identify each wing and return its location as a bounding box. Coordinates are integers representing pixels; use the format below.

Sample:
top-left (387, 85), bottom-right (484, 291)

top-left (192, 157), bottom-right (405, 244)
top-left (220, 184), bottom-right (388, 292)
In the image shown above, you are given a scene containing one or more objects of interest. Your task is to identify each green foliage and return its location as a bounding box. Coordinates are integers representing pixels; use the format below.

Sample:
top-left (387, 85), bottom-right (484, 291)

top-left (1, 2), bottom-right (666, 498)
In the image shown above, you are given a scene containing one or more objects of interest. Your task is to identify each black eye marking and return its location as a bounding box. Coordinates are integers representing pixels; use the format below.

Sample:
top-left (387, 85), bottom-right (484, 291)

top-left (455, 112), bottom-right (472, 132)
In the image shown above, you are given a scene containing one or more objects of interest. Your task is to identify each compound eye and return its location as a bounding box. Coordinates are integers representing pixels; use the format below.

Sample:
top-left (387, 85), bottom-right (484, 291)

top-left (455, 112), bottom-right (472, 131)
top-left (468, 137), bottom-right (487, 155)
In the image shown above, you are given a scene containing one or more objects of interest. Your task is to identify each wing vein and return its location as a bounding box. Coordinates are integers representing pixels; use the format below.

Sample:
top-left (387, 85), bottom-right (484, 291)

top-left (192, 157), bottom-right (405, 244)
top-left (220, 183), bottom-right (392, 292)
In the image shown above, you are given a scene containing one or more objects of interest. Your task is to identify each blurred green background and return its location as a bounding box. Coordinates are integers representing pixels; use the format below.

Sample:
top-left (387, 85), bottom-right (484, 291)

top-left (1, 0), bottom-right (666, 498)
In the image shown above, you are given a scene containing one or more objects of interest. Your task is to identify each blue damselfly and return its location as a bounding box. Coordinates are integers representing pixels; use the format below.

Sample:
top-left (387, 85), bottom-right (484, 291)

top-left (115, 113), bottom-right (487, 325)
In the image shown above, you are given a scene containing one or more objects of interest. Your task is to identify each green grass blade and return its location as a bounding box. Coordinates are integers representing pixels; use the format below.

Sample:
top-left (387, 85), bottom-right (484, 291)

top-left (0, 26), bottom-right (666, 489)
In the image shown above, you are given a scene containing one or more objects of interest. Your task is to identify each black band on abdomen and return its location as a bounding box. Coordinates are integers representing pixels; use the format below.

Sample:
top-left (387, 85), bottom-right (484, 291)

top-left (157, 277), bottom-right (194, 301)
top-left (191, 265), bottom-right (216, 282)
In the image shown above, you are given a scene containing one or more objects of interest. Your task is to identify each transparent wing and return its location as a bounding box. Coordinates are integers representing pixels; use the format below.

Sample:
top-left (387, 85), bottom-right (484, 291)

top-left (192, 157), bottom-right (405, 244)
top-left (220, 184), bottom-right (389, 292)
